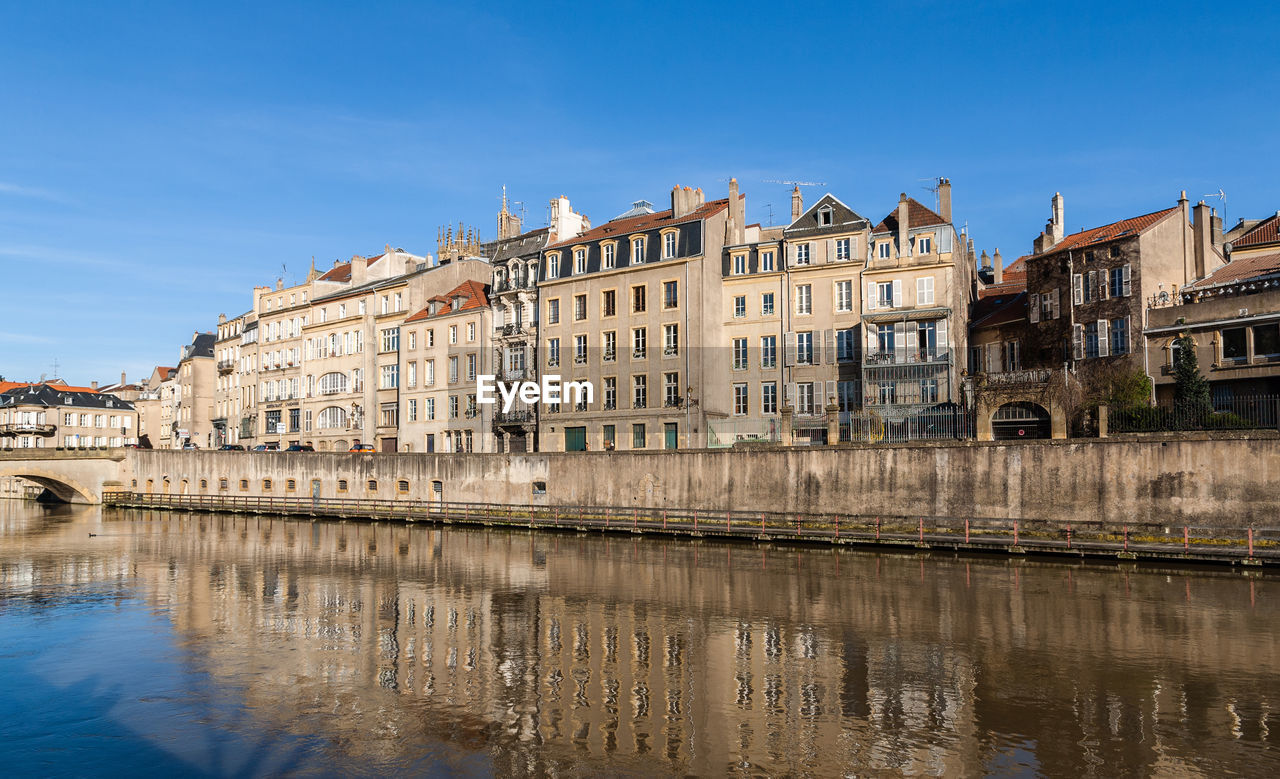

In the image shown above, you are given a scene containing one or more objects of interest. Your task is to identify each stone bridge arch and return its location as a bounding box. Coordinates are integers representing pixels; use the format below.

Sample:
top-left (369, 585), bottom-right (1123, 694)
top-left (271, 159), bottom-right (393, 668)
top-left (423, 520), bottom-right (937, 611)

top-left (0, 453), bottom-right (126, 504)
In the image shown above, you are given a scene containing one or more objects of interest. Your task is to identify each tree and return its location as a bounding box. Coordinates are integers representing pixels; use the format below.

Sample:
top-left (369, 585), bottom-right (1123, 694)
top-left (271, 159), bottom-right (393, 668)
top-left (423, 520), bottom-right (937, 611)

top-left (1172, 330), bottom-right (1212, 419)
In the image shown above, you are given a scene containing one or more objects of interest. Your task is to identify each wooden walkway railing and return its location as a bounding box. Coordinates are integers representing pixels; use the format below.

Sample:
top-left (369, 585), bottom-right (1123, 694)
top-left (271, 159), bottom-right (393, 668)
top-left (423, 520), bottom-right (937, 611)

top-left (101, 491), bottom-right (1278, 567)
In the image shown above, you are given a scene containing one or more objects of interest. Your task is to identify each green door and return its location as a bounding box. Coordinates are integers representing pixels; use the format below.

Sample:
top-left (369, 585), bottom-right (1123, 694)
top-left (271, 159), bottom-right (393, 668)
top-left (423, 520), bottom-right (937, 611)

top-left (565, 426), bottom-right (587, 452)
top-left (664, 423), bottom-right (678, 450)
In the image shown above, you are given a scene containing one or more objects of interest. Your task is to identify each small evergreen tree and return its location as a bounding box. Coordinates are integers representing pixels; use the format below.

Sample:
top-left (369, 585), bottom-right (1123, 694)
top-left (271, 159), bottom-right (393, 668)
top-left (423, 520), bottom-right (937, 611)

top-left (1172, 331), bottom-right (1212, 420)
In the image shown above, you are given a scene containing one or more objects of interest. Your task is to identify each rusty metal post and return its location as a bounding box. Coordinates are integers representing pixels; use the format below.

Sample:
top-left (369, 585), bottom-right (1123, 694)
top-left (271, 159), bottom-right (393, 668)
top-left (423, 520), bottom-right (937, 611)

top-left (965, 518), bottom-right (970, 544)
top-left (1013, 520), bottom-right (1019, 547)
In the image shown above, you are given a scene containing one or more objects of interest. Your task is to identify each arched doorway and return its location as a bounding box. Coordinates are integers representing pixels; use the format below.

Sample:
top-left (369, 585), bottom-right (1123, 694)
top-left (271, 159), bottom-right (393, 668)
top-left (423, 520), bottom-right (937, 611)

top-left (992, 402), bottom-right (1051, 440)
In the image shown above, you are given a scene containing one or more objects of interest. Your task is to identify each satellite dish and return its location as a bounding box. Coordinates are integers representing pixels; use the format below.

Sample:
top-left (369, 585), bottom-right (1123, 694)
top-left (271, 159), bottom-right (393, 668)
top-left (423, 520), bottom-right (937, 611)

top-left (1158, 291), bottom-right (1170, 304)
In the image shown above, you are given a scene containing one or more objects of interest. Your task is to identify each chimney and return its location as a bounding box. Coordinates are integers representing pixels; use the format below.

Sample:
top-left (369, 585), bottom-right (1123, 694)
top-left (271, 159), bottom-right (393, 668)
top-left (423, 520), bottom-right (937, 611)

top-left (91, 381), bottom-right (98, 391)
top-left (275, 278), bottom-right (284, 291)
top-left (1050, 192), bottom-right (1065, 246)
top-left (351, 255), bottom-right (368, 286)
top-left (897, 193), bottom-right (909, 259)
top-left (1033, 231), bottom-right (1047, 255)
top-left (938, 178), bottom-right (952, 223)
top-left (120, 371), bottom-right (126, 386)
top-left (790, 186), bottom-right (803, 222)
top-left (993, 248), bottom-right (1004, 285)
top-left (1192, 200), bottom-right (1211, 280)
top-left (1211, 208), bottom-right (1223, 251)
top-left (980, 250), bottom-right (991, 271)
top-left (726, 178), bottom-right (745, 245)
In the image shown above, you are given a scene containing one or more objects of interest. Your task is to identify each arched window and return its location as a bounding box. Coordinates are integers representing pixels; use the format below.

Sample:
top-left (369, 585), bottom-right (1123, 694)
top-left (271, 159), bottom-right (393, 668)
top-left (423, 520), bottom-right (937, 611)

top-left (318, 406), bottom-right (348, 429)
top-left (318, 372), bottom-right (349, 395)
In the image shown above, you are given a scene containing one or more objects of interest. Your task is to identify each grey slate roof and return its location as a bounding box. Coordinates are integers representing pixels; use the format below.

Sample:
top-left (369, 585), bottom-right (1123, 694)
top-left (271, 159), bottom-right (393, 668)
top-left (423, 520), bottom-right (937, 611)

top-left (784, 194), bottom-right (870, 238)
top-left (0, 383), bottom-right (135, 411)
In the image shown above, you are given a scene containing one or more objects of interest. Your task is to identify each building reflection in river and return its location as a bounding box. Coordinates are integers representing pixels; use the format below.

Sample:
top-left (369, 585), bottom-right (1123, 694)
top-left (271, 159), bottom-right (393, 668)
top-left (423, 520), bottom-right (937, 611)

top-left (1, 502), bottom-right (1276, 775)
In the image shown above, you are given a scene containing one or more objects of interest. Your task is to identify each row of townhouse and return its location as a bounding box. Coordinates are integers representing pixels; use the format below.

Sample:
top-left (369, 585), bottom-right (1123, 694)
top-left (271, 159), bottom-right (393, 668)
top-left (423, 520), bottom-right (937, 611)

top-left (190, 179), bottom-right (974, 453)
top-left (0, 380), bottom-right (139, 449)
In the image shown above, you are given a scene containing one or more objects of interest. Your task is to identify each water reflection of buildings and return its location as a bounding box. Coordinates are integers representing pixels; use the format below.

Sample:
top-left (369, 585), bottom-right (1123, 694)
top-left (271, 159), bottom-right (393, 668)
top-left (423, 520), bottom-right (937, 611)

top-left (2, 503), bottom-right (1277, 775)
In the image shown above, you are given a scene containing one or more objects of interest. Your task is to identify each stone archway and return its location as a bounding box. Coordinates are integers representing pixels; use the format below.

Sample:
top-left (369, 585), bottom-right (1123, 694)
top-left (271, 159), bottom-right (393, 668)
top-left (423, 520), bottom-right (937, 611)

top-left (991, 402), bottom-right (1052, 440)
top-left (0, 470), bottom-right (99, 504)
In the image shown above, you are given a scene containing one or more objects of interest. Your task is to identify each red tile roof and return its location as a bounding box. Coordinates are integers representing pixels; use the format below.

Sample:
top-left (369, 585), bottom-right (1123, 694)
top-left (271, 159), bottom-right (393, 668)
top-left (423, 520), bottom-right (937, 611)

top-left (970, 291), bottom-right (1027, 330)
top-left (978, 255), bottom-right (1029, 298)
top-left (0, 380), bottom-right (100, 394)
top-left (1037, 207), bottom-right (1177, 259)
top-left (1233, 213), bottom-right (1279, 249)
top-left (403, 280), bottom-right (489, 322)
top-left (872, 197), bottom-right (948, 234)
top-left (319, 251), bottom-right (387, 283)
top-left (1185, 251), bottom-right (1280, 290)
top-left (545, 197), bottom-right (730, 250)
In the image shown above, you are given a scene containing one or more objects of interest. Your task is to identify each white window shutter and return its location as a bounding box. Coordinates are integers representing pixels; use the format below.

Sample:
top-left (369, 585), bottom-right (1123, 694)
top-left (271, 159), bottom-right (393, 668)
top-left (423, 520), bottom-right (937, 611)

top-left (917, 277), bottom-right (927, 306)
top-left (1099, 271), bottom-right (1110, 300)
top-left (785, 382), bottom-right (796, 408)
top-left (1029, 293), bottom-right (1040, 323)
top-left (824, 328), bottom-right (835, 364)
top-left (867, 282), bottom-right (878, 310)
top-left (1072, 273), bottom-right (1083, 305)
top-left (986, 343), bottom-right (999, 373)
top-left (940, 227), bottom-right (953, 253)
top-left (905, 325), bottom-right (919, 360)
top-left (1072, 324), bottom-right (1084, 360)
top-left (787, 244), bottom-right (796, 268)
top-left (866, 324), bottom-right (878, 352)
top-left (784, 332), bottom-right (796, 366)
top-left (825, 238), bottom-right (835, 264)
top-left (1098, 319), bottom-right (1110, 357)
top-left (894, 321), bottom-right (907, 362)
top-left (1122, 264), bottom-right (1132, 297)
top-left (825, 380), bottom-right (837, 405)
top-left (937, 318), bottom-right (948, 353)
top-left (892, 279), bottom-right (903, 308)
top-left (1051, 288), bottom-right (1061, 319)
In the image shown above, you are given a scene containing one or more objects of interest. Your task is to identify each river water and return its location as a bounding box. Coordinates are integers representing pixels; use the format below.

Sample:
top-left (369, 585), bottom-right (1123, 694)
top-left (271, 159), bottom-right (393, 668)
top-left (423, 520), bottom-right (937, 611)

top-left (1, 501), bottom-right (1276, 777)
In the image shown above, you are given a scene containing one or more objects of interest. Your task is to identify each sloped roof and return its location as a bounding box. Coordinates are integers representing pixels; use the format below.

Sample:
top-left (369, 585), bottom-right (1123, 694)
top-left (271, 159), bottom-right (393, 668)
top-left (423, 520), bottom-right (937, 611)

top-left (1184, 251), bottom-right (1280, 290)
top-left (1037, 207), bottom-right (1177, 259)
top-left (872, 197), bottom-right (948, 234)
top-left (403, 280), bottom-right (489, 322)
top-left (483, 227), bottom-right (551, 263)
top-left (319, 251), bottom-right (388, 283)
top-left (545, 198), bottom-right (730, 251)
top-left (0, 380), bottom-right (99, 394)
top-left (1233, 213), bottom-right (1279, 249)
top-left (979, 255), bottom-right (1029, 298)
top-left (0, 383), bottom-right (133, 410)
top-left (784, 193), bottom-right (870, 237)
top-left (970, 291), bottom-right (1027, 330)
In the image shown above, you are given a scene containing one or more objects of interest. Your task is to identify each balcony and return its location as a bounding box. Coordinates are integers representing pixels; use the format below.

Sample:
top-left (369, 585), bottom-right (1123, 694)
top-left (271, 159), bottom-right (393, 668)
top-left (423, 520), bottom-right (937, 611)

top-left (663, 346), bottom-right (679, 357)
top-left (500, 323), bottom-right (526, 337)
top-left (632, 348), bottom-right (647, 359)
top-left (574, 354), bottom-right (588, 365)
top-left (547, 357), bottom-right (560, 368)
top-left (494, 409), bottom-right (534, 425)
top-left (498, 368), bottom-right (527, 383)
top-left (664, 396), bottom-right (684, 408)
top-left (0, 423), bottom-right (55, 436)
top-left (216, 360), bottom-right (235, 374)
top-left (863, 347), bottom-right (952, 366)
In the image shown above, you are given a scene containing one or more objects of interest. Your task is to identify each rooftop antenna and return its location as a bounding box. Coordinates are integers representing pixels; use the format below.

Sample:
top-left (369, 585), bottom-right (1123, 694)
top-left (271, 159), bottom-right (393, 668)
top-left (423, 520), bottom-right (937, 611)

top-left (1203, 188), bottom-right (1226, 231)
top-left (919, 177), bottom-right (943, 213)
top-left (763, 179), bottom-right (827, 188)
top-left (51, 357), bottom-right (60, 380)
top-left (764, 203), bottom-right (775, 227)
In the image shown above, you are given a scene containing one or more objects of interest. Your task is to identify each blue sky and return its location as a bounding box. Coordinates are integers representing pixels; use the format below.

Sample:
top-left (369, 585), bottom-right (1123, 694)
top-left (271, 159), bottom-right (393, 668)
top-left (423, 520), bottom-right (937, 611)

top-left (1, 1), bottom-right (1277, 383)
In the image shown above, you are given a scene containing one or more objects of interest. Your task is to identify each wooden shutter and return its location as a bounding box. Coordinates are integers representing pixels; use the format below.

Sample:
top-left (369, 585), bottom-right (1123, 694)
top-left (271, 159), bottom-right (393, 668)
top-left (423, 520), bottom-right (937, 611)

top-left (1072, 273), bottom-right (1083, 305)
top-left (823, 328), bottom-right (835, 364)
top-left (937, 318), bottom-right (948, 357)
top-left (785, 382), bottom-right (796, 408)
top-left (905, 325), bottom-right (919, 361)
top-left (1098, 271), bottom-right (1110, 300)
top-left (1051, 288), bottom-right (1061, 319)
top-left (986, 343), bottom-right (1000, 373)
top-left (825, 380), bottom-right (837, 405)
top-left (867, 282), bottom-right (878, 310)
top-left (893, 321), bottom-right (907, 363)
top-left (1029, 293), bottom-right (1040, 323)
top-left (866, 323), bottom-right (879, 354)
top-left (892, 279), bottom-right (903, 308)
top-left (1122, 264), bottom-right (1132, 297)
top-left (1072, 324), bottom-right (1084, 360)
top-left (784, 332), bottom-right (796, 366)
top-left (825, 238), bottom-right (835, 265)
top-left (1098, 319), bottom-right (1110, 357)
top-left (787, 243), bottom-right (796, 268)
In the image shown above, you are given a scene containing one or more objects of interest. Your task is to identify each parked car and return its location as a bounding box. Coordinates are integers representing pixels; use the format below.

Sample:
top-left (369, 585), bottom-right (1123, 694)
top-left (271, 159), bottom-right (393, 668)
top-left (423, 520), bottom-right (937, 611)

top-left (182, 443), bottom-right (199, 450)
top-left (349, 443), bottom-right (375, 452)
top-left (218, 444), bottom-right (245, 451)
top-left (252, 444), bottom-right (279, 452)
top-left (284, 444), bottom-right (315, 452)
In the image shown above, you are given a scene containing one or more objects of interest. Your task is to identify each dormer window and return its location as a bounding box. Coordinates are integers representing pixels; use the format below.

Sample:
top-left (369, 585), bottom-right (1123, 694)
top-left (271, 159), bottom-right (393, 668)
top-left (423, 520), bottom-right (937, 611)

top-left (602, 243), bottom-right (616, 269)
top-left (546, 254), bottom-right (560, 279)
top-left (878, 241), bottom-right (892, 259)
top-left (574, 248), bottom-right (586, 274)
top-left (663, 231), bottom-right (676, 259)
top-left (818, 206), bottom-right (833, 226)
top-left (632, 237), bottom-right (646, 263)
top-left (918, 236), bottom-right (932, 255)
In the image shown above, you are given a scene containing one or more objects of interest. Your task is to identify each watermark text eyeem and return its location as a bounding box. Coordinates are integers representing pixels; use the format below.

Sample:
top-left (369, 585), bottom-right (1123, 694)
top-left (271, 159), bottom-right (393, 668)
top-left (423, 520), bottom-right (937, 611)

top-left (476, 375), bottom-right (593, 413)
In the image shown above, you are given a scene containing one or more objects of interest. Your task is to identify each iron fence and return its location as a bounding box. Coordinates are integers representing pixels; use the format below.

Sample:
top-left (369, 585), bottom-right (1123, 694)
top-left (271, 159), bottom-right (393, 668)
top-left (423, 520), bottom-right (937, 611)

top-left (1111, 395), bottom-right (1280, 433)
top-left (844, 407), bottom-right (974, 444)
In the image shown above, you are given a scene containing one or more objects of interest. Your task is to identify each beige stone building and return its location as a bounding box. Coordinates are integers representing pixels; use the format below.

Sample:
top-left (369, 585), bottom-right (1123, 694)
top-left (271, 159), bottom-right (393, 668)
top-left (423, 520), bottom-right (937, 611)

top-left (535, 183), bottom-right (738, 451)
top-left (131, 365), bottom-right (174, 448)
top-left (213, 312), bottom-right (250, 446)
top-left (173, 331), bottom-right (216, 448)
top-left (861, 182), bottom-right (973, 426)
top-left (246, 277), bottom-right (315, 450)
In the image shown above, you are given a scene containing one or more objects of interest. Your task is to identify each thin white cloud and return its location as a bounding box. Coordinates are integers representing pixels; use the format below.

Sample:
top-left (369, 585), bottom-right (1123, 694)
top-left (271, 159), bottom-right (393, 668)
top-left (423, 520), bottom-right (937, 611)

top-left (0, 331), bottom-right (53, 345)
top-left (0, 181), bottom-right (68, 204)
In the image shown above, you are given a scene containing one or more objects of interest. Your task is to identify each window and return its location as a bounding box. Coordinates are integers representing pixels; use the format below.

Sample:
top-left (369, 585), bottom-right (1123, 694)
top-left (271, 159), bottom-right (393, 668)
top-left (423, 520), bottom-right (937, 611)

top-left (917, 236), bottom-right (932, 255)
top-left (449, 395), bottom-right (459, 418)
top-left (632, 285), bottom-right (646, 313)
top-left (467, 354), bottom-right (476, 381)
top-left (632, 237), bottom-right (646, 263)
top-left (603, 425), bottom-right (616, 449)
top-left (547, 339), bottom-right (560, 367)
top-left (380, 364), bottom-right (399, 389)
top-left (406, 362), bottom-right (416, 388)
top-left (876, 282), bottom-right (894, 309)
top-left (761, 250), bottom-right (775, 272)
top-left (733, 254), bottom-right (747, 275)
top-left (837, 328), bottom-right (857, 362)
top-left (733, 338), bottom-right (748, 369)
top-left (835, 238), bottom-right (851, 261)
top-left (263, 478), bottom-right (273, 491)
top-left (449, 325), bottom-right (457, 345)
top-left (632, 423), bottom-right (646, 449)
top-left (1222, 327), bottom-right (1247, 361)
top-left (407, 331), bottom-right (416, 350)
top-left (632, 375), bottom-right (647, 408)
top-left (380, 328), bottom-right (399, 352)
top-left (919, 378), bottom-right (939, 403)
top-left (1085, 322), bottom-right (1099, 359)
top-left (1110, 265), bottom-right (1132, 298)
top-left (547, 254), bottom-right (560, 279)
top-left (877, 324), bottom-right (895, 356)
top-left (317, 406), bottom-right (347, 429)
top-left (1111, 318), bottom-right (1129, 356)
top-left (367, 480), bottom-right (378, 492)
top-left (407, 398), bottom-right (418, 422)
top-left (663, 280), bottom-right (678, 309)
top-left (664, 372), bottom-right (680, 406)
top-left (878, 241), bottom-right (892, 259)
top-left (663, 324), bottom-right (679, 355)
top-left (663, 231), bottom-right (676, 258)
top-left (794, 243), bottom-right (810, 265)
top-left (632, 327), bottom-right (647, 358)
top-left (574, 294), bottom-right (586, 321)
top-left (547, 299), bottom-right (560, 324)
top-left (917, 276), bottom-right (935, 306)
top-left (603, 331), bottom-right (617, 361)
top-left (603, 289), bottom-right (616, 317)
top-left (603, 243), bottom-right (616, 269)
top-left (1254, 323), bottom-right (1280, 357)
top-left (467, 323), bottom-right (475, 342)
top-left (837, 380), bottom-right (858, 412)
top-left (796, 382), bottom-right (815, 414)
top-left (426, 397), bottom-right (435, 420)
top-left (733, 383), bottom-right (749, 415)
top-left (240, 479), bottom-right (249, 491)
top-left (796, 332), bottom-right (814, 364)
top-left (603, 377), bottom-right (617, 409)
top-left (819, 207), bottom-right (833, 226)
top-left (795, 284), bottom-right (812, 315)
top-left (835, 280), bottom-right (852, 312)
top-left (762, 382), bottom-right (777, 414)
top-left (449, 355), bottom-right (459, 382)
top-left (337, 479), bottom-right (348, 492)
top-left (761, 335), bottom-right (777, 368)
top-left (575, 334), bottom-right (588, 363)
top-left (917, 321), bottom-right (938, 361)
top-left (574, 248), bottom-right (586, 274)
top-left (733, 296), bottom-right (746, 318)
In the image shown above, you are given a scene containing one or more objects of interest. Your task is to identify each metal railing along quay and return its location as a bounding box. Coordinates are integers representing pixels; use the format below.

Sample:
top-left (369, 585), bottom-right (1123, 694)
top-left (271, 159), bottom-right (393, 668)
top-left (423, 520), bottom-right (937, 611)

top-left (101, 491), bottom-right (1278, 567)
